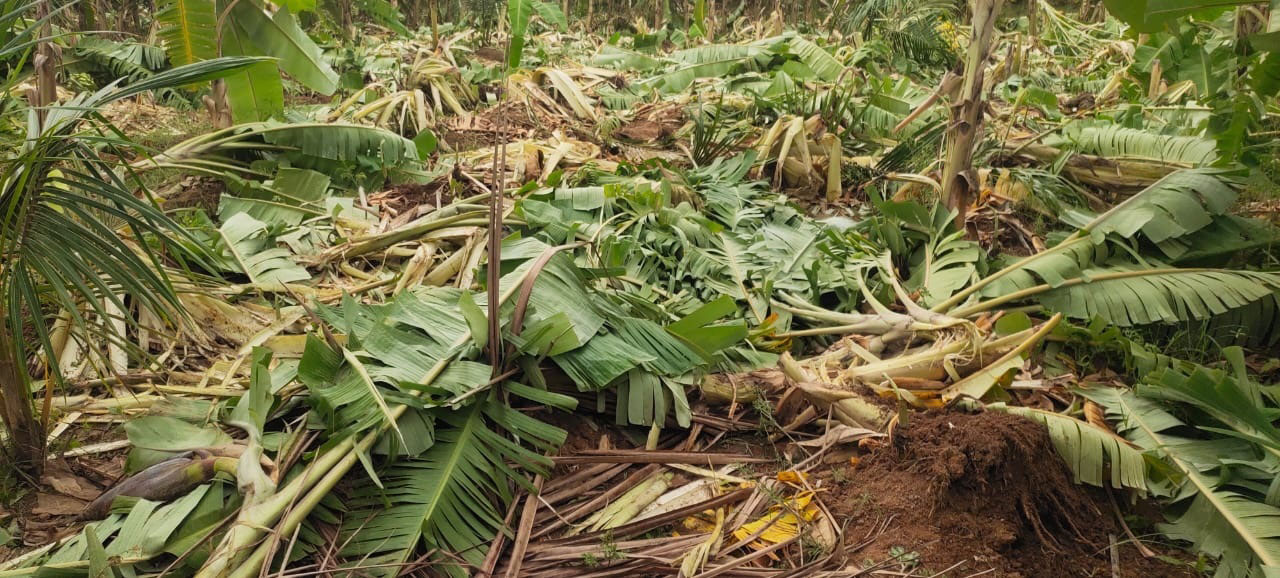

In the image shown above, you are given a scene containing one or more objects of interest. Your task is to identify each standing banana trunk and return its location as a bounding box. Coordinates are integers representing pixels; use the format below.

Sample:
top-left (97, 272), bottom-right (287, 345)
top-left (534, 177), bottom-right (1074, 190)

top-left (204, 80), bottom-right (233, 129)
top-left (430, 0), bottom-right (440, 49)
top-left (940, 0), bottom-right (1003, 230)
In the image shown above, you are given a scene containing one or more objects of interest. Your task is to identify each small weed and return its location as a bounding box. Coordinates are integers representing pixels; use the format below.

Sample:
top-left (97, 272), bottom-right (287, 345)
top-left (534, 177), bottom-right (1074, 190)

top-left (581, 552), bottom-right (599, 567)
top-left (598, 532), bottom-right (624, 563)
top-left (752, 396), bottom-right (781, 437)
top-left (758, 483), bottom-right (788, 507)
top-left (801, 533), bottom-right (830, 560)
top-left (889, 546), bottom-right (921, 569)
top-left (0, 468), bottom-right (27, 510)
top-left (690, 101), bottom-right (746, 165)
top-left (847, 491), bottom-right (877, 516)
top-left (0, 521), bottom-right (16, 547)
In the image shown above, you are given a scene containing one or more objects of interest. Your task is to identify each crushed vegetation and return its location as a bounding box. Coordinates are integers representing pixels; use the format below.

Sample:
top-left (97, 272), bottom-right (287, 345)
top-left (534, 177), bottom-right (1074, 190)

top-left (2, 0), bottom-right (1280, 577)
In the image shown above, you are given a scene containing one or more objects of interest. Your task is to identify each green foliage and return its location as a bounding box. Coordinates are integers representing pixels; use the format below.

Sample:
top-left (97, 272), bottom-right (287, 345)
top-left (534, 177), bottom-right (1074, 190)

top-left (229, 2), bottom-right (338, 95)
top-left (1085, 355), bottom-right (1280, 578)
top-left (12, 9), bottom-right (1280, 578)
top-left (72, 38), bottom-right (169, 85)
top-left (962, 170), bottom-right (1280, 335)
top-left (0, 57), bottom-right (261, 390)
top-left (356, 0), bottom-right (411, 36)
top-left (220, 23), bottom-right (287, 123)
top-left (835, 0), bottom-right (958, 76)
top-left (1053, 123), bottom-right (1221, 167)
top-left (155, 0), bottom-right (218, 66)
top-left (507, 0), bottom-right (565, 68)
top-left (213, 212), bottom-right (312, 286)
top-left (1105, 0), bottom-right (1256, 34)
top-left (338, 396), bottom-right (567, 575)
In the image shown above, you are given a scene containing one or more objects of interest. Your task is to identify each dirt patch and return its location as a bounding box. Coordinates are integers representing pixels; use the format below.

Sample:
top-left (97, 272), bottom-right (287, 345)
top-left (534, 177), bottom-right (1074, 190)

top-left (615, 119), bottom-right (670, 143)
top-left (4, 451), bottom-right (127, 553)
top-left (161, 176), bottom-right (226, 216)
top-left (99, 98), bottom-right (185, 137)
top-left (285, 91), bottom-right (334, 106)
top-left (827, 411), bottom-right (1196, 577)
top-left (440, 100), bottom-right (551, 152)
top-left (472, 46), bottom-right (506, 63)
top-left (369, 181), bottom-right (456, 216)
top-left (615, 102), bottom-right (684, 145)
top-left (967, 204), bottom-right (1045, 258)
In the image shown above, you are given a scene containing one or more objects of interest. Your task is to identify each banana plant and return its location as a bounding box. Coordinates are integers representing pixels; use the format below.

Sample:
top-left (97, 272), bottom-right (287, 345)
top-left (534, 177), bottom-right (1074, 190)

top-left (1105, 0), bottom-right (1275, 33)
top-left (1085, 353), bottom-right (1280, 578)
top-left (932, 169), bottom-right (1280, 344)
top-left (156, 0), bottom-right (339, 124)
top-left (507, 0), bottom-right (567, 68)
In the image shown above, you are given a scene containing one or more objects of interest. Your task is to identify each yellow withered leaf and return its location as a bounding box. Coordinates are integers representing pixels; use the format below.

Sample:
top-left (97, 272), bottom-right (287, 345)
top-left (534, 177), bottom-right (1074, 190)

top-left (776, 470), bottom-right (808, 484)
top-left (730, 491), bottom-right (822, 556)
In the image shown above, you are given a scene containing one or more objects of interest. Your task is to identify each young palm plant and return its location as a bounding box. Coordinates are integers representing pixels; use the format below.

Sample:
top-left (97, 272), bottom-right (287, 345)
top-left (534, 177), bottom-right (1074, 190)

top-left (0, 56), bottom-right (263, 474)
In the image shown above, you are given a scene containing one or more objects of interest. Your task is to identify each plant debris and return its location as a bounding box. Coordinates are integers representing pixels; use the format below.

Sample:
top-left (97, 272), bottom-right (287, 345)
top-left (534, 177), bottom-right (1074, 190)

top-left (3, 2), bottom-right (1280, 577)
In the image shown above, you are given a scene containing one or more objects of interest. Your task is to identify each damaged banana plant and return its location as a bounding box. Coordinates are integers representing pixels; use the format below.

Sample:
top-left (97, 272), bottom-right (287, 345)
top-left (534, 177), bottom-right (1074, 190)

top-left (2, 236), bottom-right (748, 577)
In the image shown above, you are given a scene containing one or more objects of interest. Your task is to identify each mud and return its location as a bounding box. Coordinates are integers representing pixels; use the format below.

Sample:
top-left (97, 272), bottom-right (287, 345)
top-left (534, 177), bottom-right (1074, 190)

top-left (826, 411), bottom-right (1197, 577)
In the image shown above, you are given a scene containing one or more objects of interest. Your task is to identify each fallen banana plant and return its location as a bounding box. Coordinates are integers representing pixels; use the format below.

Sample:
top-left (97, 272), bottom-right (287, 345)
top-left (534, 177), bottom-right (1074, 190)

top-left (9, 12), bottom-right (1280, 578)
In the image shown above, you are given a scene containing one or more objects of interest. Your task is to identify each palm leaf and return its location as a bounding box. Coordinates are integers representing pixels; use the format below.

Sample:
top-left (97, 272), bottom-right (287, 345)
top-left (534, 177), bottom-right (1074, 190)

top-left (73, 38), bottom-right (169, 83)
top-left (773, 35), bottom-right (844, 82)
top-left (220, 19), bottom-right (286, 123)
top-left (976, 263), bottom-right (1280, 327)
top-left (643, 45), bottom-right (767, 93)
top-left (594, 45), bottom-right (664, 71)
top-left (0, 0), bottom-right (69, 61)
top-left (59, 489), bottom-right (211, 566)
top-left (356, 0), bottom-right (410, 36)
top-left (1141, 358), bottom-right (1280, 460)
top-left (1163, 215), bottom-right (1279, 264)
top-left (949, 169), bottom-right (1264, 324)
top-left (1068, 169), bottom-right (1237, 245)
top-left (507, 0), bottom-right (534, 68)
top-left (905, 229), bottom-right (982, 307)
top-left (113, 57), bottom-right (270, 101)
top-left (218, 167), bottom-right (331, 227)
top-left (530, 0), bottom-right (567, 31)
top-left (0, 61), bottom-right (260, 385)
top-left (252, 122), bottom-right (419, 165)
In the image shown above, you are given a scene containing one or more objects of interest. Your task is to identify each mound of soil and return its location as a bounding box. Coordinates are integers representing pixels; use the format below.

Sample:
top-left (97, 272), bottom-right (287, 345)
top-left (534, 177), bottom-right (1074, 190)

top-left (828, 411), bottom-right (1194, 577)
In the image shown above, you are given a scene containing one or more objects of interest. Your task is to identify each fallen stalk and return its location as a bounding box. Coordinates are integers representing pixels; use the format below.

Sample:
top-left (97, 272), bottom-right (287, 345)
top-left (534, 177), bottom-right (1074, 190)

top-left (195, 251), bottom-right (547, 578)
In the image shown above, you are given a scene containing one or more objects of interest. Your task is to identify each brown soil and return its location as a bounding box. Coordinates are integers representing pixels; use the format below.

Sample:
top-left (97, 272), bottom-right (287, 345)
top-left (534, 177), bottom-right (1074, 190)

top-left (2, 431), bottom-right (128, 557)
top-left (440, 100), bottom-right (553, 152)
top-left (967, 205), bottom-right (1044, 258)
top-left (826, 411), bottom-right (1197, 577)
top-left (473, 47), bottom-right (506, 63)
top-left (369, 181), bottom-right (456, 216)
top-left (285, 91), bottom-right (334, 106)
top-left (161, 176), bottom-right (226, 216)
